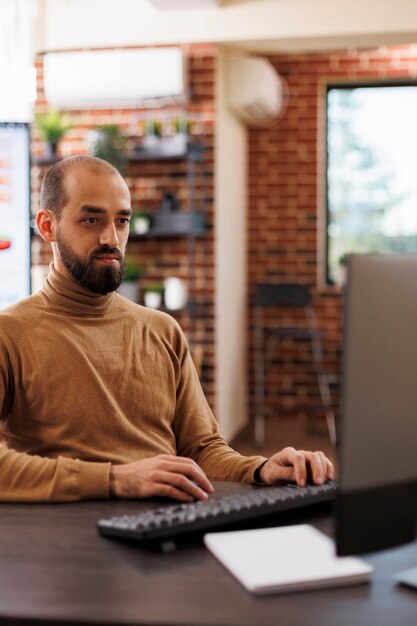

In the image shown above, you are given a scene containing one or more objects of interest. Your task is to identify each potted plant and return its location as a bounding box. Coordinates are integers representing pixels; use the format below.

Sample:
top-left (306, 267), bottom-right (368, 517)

top-left (130, 211), bottom-right (152, 235)
top-left (142, 282), bottom-right (164, 309)
top-left (160, 115), bottom-right (194, 157)
top-left (35, 109), bottom-right (72, 157)
top-left (141, 119), bottom-right (163, 152)
top-left (117, 259), bottom-right (144, 303)
top-left (335, 252), bottom-right (350, 286)
top-left (90, 124), bottom-right (128, 172)
top-left (145, 119), bottom-right (162, 138)
top-left (173, 115), bottom-right (193, 136)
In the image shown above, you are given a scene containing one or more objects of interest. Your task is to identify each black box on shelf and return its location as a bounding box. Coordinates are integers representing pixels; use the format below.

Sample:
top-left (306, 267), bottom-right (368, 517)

top-left (150, 212), bottom-right (205, 236)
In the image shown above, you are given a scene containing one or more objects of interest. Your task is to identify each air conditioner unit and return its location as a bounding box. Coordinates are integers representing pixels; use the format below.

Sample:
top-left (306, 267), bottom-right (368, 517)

top-left (227, 55), bottom-right (286, 127)
top-left (43, 48), bottom-right (186, 109)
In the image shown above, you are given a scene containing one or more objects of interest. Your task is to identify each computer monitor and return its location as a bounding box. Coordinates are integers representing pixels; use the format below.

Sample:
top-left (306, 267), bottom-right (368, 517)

top-left (336, 254), bottom-right (417, 560)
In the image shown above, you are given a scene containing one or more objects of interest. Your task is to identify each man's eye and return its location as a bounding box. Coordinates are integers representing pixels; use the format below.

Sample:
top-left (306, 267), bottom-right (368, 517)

top-left (118, 218), bottom-right (130, 226)
top-left (84, 218), bottom-right (98, 224)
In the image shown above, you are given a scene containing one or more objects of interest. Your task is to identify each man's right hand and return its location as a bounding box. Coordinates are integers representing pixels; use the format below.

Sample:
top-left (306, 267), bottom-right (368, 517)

top-left (109, 454), bottom-right (214, 502)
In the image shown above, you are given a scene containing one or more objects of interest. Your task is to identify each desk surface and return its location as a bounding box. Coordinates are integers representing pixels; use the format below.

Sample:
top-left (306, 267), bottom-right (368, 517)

top-left (0, 482), bottom-right (416, 626)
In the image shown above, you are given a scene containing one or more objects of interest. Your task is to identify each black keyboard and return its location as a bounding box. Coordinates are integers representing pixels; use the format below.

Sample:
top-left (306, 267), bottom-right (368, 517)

top-left (97, 481), bottom-right (338, 547)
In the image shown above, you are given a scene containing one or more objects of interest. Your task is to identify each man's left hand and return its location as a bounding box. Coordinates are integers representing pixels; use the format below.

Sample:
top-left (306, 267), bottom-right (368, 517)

top-left (259, 447), bottom-right (334, 486)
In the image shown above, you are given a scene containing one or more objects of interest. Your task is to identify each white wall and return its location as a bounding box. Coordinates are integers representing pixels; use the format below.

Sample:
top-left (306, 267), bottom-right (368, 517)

top-left (215, 47), bottom-right (248, 441)
top-left (38, 0), bottom-right (417, 53)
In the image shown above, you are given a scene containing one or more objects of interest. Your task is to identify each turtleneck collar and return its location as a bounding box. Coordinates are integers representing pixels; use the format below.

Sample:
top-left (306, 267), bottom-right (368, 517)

top-left (42, 263), bottom-right (116, 316)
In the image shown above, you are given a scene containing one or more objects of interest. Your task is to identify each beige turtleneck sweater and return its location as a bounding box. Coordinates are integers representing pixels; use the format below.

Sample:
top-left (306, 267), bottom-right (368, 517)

top-left (0, 266), bottom-right (266, 502)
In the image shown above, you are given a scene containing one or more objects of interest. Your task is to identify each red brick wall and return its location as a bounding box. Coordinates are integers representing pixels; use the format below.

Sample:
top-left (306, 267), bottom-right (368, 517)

top-left (32, 43), bottom-right (417, 434)
top-left (31, 44), bottom-right (217, 407)
top-left (247, 45), bottom-right (417, 429)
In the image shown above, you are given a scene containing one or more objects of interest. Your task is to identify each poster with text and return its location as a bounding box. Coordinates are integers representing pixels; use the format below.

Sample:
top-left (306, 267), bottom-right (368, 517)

top-left (0, 123), bottom-right (31, 310)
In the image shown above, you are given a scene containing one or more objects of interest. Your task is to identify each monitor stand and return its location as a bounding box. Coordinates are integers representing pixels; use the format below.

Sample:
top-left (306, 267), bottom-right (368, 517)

top-left (396, 567), bottom-right (417, 590)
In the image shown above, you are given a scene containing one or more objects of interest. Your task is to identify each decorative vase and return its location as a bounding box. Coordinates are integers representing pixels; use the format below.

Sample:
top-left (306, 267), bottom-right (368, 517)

top-left (46, 142), bottom-right (58, 158)
top-left (144, 291), bottom-right (162, 309)
top-left (164, 277), bottom-right (187, 310)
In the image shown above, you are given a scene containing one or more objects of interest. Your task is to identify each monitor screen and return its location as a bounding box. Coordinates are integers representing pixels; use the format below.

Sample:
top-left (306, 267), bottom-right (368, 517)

top-left (336, 254), bottom-right (417, 556)
top-left (0, 122), bottom-right (31, 310)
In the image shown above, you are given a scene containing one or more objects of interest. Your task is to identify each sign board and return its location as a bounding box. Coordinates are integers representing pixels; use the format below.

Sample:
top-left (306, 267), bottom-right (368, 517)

top-left (0, 123), bottom-right (31, 310)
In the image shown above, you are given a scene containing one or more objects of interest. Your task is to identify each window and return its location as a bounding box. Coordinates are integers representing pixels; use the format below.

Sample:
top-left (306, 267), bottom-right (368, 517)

top-left (326, 83), bottom-right (417, 284)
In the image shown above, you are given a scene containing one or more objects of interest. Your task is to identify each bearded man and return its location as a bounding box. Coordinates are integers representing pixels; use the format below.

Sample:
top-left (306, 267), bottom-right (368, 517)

top-left (0, 156), bottom-right (333, 503)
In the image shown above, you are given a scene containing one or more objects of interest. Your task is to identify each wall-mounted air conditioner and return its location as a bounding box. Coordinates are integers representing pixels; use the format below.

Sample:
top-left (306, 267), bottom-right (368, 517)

top-left (43, 48), bottom-right (186, 109)
top-left (227, 55), bottom-right (287, 127)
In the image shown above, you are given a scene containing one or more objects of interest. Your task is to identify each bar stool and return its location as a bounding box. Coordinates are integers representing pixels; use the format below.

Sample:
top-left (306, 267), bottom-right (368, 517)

top-left (253, 283), bottom-right (336, 448)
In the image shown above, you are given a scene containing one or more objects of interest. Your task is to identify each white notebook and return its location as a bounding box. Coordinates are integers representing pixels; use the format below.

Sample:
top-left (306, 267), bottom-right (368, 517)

top-left (204, 524), bottom-right (373, 595)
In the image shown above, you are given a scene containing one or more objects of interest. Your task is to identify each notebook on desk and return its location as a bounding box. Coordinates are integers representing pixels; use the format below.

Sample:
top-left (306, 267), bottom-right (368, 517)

top-left (204, 524), bottom-right (373, 595)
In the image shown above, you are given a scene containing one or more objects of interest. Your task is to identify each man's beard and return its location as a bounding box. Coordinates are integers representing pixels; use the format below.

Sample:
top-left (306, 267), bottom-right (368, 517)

top-left (56, 231), bottom-right (125, 295)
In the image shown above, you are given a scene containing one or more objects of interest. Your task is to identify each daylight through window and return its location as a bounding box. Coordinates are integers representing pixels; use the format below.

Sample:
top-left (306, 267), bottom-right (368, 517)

top-left (326, 84), bottom-right (417, 284)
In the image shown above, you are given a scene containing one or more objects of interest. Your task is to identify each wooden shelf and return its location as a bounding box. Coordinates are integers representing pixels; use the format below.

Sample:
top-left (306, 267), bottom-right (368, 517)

top-left (32, 155), bottom-right (59, 166)
top-left (130, 212), bottom-right (205, 238)
top-left (32, 142), bottom-right (204, 167)
top-left (128, 141), bottom-right (204, 162)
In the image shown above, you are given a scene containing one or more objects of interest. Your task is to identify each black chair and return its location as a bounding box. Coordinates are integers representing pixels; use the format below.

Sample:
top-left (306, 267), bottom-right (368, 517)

top-left (253, 283), bottom-right (336, 448)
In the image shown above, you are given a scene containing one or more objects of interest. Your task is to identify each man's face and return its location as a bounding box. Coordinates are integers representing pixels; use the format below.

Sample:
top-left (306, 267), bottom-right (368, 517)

top-left (53, 166), bottom-right (132, 295)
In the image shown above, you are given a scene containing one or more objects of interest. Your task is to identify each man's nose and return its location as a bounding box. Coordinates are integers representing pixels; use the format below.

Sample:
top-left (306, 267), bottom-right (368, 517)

top-left (99, 223), bottom-right (120, 248)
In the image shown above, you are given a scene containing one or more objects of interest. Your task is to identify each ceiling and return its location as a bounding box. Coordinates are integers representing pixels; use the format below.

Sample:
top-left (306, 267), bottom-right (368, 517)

top-left (146, 0), bottom-right (255, 8)
top-left (147, 0), bottom-right (221, 8)
top-left (37, 0), bottom-right (417, 55)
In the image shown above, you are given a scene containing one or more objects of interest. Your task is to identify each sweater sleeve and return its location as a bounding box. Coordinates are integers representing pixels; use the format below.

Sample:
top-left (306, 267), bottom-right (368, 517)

top-left (172, 330), bottom-right (267, 482)
top-left (0, 439), bottom-right (110, 502)
top-left (0, 334), bottom-right (110, 503)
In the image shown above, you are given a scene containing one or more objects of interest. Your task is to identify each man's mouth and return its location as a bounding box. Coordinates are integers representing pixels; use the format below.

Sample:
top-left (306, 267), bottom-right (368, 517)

top-left (94, 255), bottom-right (121, 264)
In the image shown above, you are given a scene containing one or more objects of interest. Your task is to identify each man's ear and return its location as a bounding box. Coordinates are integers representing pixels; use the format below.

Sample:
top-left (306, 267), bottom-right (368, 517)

top-left (36, 209), bottom-right (57, 243)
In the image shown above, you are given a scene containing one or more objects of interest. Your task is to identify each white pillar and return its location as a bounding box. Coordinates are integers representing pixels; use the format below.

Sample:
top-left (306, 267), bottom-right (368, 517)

top-left (215, 46), bottom-right (248, 441)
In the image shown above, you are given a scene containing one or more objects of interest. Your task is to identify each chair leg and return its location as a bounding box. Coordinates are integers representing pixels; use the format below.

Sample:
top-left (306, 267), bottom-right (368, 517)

top-left (310, 331), bottom-right (337, 448)
top-left (317, 370), bottom-right (337, 448)
top-left (254, 309), bottom-right (265, 448)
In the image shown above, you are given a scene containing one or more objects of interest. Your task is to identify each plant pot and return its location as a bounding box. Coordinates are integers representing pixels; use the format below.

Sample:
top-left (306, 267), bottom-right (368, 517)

top-left (335, 264), bottom-right (348, 286)
top-left (45, 142), bottom-right (58, 158)
top-left (164, 277), bottom-right (187, 310)
top-left (144, 291), bottom-right (162, 309)
top-left (131, 214), bottom-right (151, 235)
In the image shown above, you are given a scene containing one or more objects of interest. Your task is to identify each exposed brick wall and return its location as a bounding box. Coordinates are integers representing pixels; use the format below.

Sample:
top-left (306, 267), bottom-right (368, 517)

top-left (32, 42), bottom-right (417, 434)
top-left (31, 44), bottom-right (217, 407)
top-left (247, 45), bottom-right (417, 430)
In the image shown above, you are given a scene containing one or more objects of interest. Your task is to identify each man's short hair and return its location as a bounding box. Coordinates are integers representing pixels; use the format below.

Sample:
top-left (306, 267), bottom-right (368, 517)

top-left (39, 155), bottom-right (120, 218)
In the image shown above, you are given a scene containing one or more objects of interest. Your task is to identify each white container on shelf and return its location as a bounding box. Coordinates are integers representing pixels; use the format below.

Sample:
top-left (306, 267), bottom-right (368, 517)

top-left (164, 277), bottom-right (187, 310)
top-left (144, 290), bottom-right (163, 309)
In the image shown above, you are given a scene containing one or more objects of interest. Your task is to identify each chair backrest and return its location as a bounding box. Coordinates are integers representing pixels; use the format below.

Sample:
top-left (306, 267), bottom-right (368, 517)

top-left (255, 283), bottom-right (311, 307)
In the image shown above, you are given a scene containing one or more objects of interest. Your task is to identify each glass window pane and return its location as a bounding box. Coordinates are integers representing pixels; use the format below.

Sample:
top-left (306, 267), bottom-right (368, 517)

top-left (326, 85), bottom-right (417, 284)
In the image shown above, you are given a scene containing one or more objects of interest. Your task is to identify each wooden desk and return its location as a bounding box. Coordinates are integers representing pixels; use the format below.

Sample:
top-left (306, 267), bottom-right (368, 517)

top-left (0, 482), bottom-right (416, 626)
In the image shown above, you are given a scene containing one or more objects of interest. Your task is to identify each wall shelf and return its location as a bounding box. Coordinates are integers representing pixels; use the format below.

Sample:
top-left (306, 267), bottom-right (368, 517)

top-left (128, 141), bottom-right (204, 163)
top-left (130, 212), bottom-right (205, 238)
top-left (32, 155), bottom-right (59, 166)
top-left (32, 142), bottom-right (204, 167)
top-left (128, 138), bottom-right (208, 349)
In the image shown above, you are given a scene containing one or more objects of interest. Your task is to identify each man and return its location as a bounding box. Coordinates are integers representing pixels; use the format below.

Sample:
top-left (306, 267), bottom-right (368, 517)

top-left (0, 155), bottom-right (333, 503)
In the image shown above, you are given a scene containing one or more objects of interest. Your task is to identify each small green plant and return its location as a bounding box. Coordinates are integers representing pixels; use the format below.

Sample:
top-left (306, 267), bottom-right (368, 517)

top-left (123, 259), bottom-right (144, 282)
top-left (35, 109), bottom-right (72, 149)
top-left (173, 116), bottom-right (193, 135)
top-left (142, 282), bottom-right (164, 293)
top-left (144, 119), bottom-right (162, 137)
top-left (338, 252), bottom-right (350, 266)
top-left (91, 124), bottom-right (128, 172)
